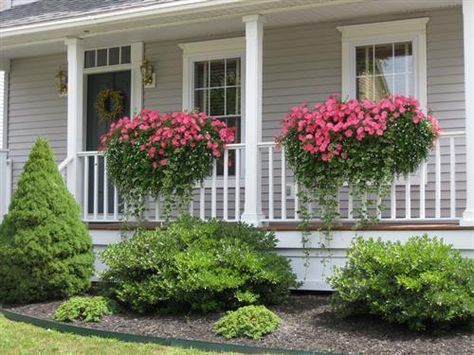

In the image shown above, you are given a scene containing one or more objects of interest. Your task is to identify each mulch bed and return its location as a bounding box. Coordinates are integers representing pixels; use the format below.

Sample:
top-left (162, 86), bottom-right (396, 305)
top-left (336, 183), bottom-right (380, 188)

top-left (6, 293), bottom-right (473, 354)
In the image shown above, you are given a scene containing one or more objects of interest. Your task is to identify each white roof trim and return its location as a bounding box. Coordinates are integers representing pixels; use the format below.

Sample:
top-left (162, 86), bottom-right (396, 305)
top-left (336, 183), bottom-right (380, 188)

top-left (0, 0), bottom-right (240, 37)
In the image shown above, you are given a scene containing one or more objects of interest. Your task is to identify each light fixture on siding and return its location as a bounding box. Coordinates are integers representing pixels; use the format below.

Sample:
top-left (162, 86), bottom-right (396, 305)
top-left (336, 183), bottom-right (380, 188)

top-left (140, 60), bottom-right (156, 88)
top-left (55, 70), bottom-right (68, 97)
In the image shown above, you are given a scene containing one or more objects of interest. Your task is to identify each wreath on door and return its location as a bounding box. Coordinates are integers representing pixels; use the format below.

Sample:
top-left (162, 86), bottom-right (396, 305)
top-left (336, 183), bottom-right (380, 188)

top-left (96, 88), bottom-right (124, 122)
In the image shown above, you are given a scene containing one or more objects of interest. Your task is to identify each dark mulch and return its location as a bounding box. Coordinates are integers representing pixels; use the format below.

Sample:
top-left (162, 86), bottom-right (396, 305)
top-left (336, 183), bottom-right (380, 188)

top-left (6, 294), bottom-right (473, 355)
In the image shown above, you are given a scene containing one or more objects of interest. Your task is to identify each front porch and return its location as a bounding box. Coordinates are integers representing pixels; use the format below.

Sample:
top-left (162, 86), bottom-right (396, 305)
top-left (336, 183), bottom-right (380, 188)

top-left (65, 131), bottom-right (467, 228)
top-left (1, 0), bottom-right (474, 231)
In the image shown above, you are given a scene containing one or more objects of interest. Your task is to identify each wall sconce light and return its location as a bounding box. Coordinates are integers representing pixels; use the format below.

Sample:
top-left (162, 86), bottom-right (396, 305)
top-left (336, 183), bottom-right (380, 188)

top-left (140, 60), bottom-right (156, 88)
top-left (55, 70), bottom-right (68, 97)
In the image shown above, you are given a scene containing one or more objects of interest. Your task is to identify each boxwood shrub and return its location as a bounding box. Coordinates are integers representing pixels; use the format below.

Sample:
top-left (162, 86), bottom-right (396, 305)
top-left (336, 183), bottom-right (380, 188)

top-left (54, 296), bottom-right (118, 323)
top-left (101, 216), bottom-right (299, 313)
top-left (328, 235), bottom-right (474, 331)
top-left (214, 305), bottom-right (281, 339)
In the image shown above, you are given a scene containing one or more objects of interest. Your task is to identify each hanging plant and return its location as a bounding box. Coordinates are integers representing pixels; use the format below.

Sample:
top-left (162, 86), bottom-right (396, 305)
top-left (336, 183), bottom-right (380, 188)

top-left (96, 89), bottom-right (124, 122)
top-left (100, 109), bottom-right (235, 221)
top-left (277, 95), bottom-right (441, 264)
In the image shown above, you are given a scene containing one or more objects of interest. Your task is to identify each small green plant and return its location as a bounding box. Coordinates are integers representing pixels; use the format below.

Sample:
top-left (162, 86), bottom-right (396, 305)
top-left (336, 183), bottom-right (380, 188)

top-left (214, 305), bottom-right (281, 339)
top-left (54, 296), bottom-right (118, 323)
top-left (0, 138), bottom-right (94, 304)
top-left (328, 235), bottom-right (474, 331)
top-left (101, 216), bottom-right (299, 313)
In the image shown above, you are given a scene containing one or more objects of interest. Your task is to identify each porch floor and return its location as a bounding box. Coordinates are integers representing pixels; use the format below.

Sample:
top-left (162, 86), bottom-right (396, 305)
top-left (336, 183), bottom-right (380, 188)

top-left (86, 220), bottom-right (474, 231)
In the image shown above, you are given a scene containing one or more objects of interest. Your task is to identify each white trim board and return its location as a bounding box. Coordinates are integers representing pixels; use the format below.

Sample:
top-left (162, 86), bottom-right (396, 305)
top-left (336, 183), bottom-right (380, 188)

top-left (338, 17), bottom-right (429, 110)
top-left (179, 37), bottom-right (245, 111)
top-left (83, 42), bottom-right (143, 117)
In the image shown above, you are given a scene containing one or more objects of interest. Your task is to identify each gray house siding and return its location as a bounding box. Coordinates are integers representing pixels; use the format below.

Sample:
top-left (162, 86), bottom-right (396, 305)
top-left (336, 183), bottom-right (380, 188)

top-left (7, 53), bottom-right (67, 184)
top-left (5, 7), bottom-right (465, 218)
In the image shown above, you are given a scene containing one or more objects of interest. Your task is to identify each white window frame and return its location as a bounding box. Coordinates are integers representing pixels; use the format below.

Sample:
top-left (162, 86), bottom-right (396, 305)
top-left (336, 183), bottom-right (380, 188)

top-left (179, 37), bottom-right (246, 187)
top-left (338, 18), bottom-right (429, 186)
top-left (338, 18), bottom-right (429, 109)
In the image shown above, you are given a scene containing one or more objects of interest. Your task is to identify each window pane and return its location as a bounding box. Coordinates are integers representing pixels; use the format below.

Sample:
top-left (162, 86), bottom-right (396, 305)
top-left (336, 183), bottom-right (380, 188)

top-left (194, 62), bottom-right (208, 89)
top-left (356, 41), bottom-right (414, 100)
top-left (373, 75), bottom-right (390, 100)
top-left (97, 49), bottom-right (108, 67)
top-left (194, 89), bottom-right (208, 113)
top-left (226, 87), bottom-right (240, 115)
top-left (356, 76), bottom-right (373, 100)
top-left (209, 89), bottom-right (225, 116)
top-left (393, 74), bottom-right (410, 96)
top-left (210, 60), bottom-right (225, 87)
top-left (394, 42), bottom-right (412, 73)
top-left (223, 116), bottom-right (241, 142)
top-left (84, 50), bottom-right (96, 68)
top-left (226, 58), bottom-right (240, 86)
top-left (121, 46), bottom-right (131, 64)
top-left (374, 43), bottom-right (393, 76)
top-left (109, 47), bottom-right (120, 65)
top-left (356, 46), bottom-right (372, 76)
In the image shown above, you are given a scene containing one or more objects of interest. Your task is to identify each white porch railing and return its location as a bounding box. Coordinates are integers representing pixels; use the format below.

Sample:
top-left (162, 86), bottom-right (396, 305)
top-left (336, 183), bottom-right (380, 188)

top-left (0, 149), bottom-right (12, 222)
top-left (259, 131), bottom-right (466, 222)
top-left (76, 144), bottom-right (245, 222)
top-left (72, 131), bottom-right (464, 224)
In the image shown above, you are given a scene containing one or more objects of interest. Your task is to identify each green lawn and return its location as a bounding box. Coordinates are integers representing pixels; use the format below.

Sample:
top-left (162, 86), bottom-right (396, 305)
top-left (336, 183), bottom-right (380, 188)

top-left (0, 315), bottom-right (225, 355)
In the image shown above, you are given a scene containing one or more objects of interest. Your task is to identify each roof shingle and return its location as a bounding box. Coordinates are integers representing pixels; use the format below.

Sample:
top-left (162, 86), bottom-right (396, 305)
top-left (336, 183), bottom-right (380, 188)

top-left (0, 0), bottom-right (181, 29)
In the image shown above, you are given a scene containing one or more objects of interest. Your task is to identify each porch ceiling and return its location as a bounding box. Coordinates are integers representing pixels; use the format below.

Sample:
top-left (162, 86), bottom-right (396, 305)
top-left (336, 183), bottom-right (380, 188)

top-left (0, 0), bottom-right (461, 60)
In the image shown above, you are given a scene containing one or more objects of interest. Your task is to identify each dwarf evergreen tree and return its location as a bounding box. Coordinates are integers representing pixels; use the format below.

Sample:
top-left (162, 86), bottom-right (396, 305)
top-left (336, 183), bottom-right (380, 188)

top-left (0, 138), bottom-right (94, 304)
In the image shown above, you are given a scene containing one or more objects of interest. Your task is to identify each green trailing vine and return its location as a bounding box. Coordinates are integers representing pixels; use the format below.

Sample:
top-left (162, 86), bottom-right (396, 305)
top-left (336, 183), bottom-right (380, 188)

top-left (100, 109), bottom-right (235, 223)
top-left (278, 95), bottom-right (441, 271)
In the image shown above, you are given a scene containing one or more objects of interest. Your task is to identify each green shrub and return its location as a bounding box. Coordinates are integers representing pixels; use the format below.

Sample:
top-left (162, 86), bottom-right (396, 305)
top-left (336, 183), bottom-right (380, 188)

top-left (328, 235), bottom-right (474, 331)
top-left (54, 296), bottom-right (118, 322)
top-left (214, 305), bottom-right (281, 339)
top-left (101, 216), bottom-right (299, 313)
top-left (0, 138), bottom-right (94, 304)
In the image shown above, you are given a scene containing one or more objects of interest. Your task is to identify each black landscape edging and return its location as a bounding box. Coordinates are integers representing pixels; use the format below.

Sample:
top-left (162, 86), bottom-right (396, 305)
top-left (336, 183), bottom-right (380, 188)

top-left (0, 307), bottom-right (337, 355)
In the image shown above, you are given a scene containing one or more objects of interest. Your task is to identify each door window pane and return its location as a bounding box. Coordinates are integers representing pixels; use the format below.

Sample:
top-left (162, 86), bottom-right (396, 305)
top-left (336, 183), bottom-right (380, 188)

top-left (97, 49), bottom-right (108, 67)
top-left (356, 41), bottom-right (413, 100)
top-left (109, 47), bottom-right (120, 65)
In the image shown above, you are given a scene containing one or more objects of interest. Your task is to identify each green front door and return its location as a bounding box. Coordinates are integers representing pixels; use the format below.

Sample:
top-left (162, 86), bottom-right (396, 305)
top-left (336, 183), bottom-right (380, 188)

top-left (86, 71), bottom-right (131, 215)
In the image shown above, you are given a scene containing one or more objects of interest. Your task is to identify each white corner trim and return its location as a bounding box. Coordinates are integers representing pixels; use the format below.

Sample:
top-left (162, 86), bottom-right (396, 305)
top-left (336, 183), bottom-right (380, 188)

top-left (339, 17), bottom-right (428, 109)
top-left (337, 17), bottom-right (430, 39)
top-left (179, 37), bottom-right (245, 111)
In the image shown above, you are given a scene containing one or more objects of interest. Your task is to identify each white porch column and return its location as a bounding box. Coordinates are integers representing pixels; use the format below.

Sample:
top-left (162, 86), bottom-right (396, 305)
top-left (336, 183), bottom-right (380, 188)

top-left (462, 1), bottom-right (474, 226)
top-left (65, 38), bottom-right (84, 200)
top-left (241, 14), bottom-right (265, 226)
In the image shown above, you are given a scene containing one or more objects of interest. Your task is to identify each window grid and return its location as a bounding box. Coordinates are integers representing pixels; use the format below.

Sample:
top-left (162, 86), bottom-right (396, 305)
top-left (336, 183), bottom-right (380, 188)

top-left (84, 46), bottom-right (131, 69)
top-left (356, 42), bottom-right (413, 100)
top-left (194, 58), bottom-right (241, 141)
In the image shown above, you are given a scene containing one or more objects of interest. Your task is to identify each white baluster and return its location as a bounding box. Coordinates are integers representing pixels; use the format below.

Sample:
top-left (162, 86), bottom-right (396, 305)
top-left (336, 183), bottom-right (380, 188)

top-left (93, 155), bottom-right (99, 220)
top-left (83, 156), bottom-right (89, 220)
top-left (435, 139), bottom-right (441, 219)
top-left (405, 174), bottom-right (411, 219)
top-left (390, 182), bottom-right (396, 219)
top-left (420, 163), bottom-right (426, 219)
top-left (223, 149), bottom-right (229, 220)
top-left (113, 186), bottom-right (118, 220)
top-left (235, 148), bottom-right (240, 220)
top-left (211, 160), bottom-right (217, 218)
top-left (281, 148), bottom-right (286, 220)
top-left (200, 184), bottom-right (205, 220)
top-left (268, 146), bottom-right (274, 221)
top-left (450, 137), bottom-right (456, 218)
top-left (103, 156), bottom-right (108, 220)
